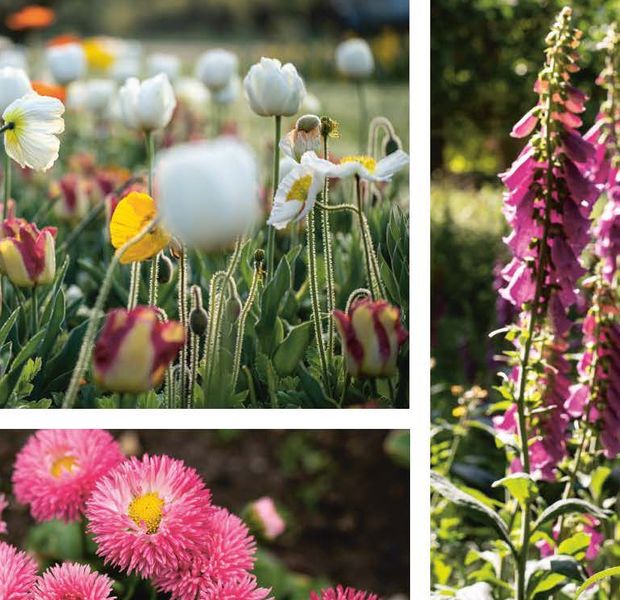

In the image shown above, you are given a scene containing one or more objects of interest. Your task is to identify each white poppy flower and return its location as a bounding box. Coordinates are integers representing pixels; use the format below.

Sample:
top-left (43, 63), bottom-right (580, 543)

top-left (456, 583), bottom-right (494, 600)
top-left (156, 137), bottom-right (260, 251)
top-left (0, 66), bottom-right (31, 113)
top-left (244, 57), bottom-right (305, 117)
top-left (268, 151), bottom-right (332, 230)
top-left (302, 92), bottom-right (321, 114)
top-left (118, 73), bottom-right (176, 132)
top-left (195, 49), bottom-right (238, 91)
top-left (0, 48), bottom-right (27, 70)
top-left (46, 43), bottom-right (86, 85)
top-left (84, 79), bottom-right (116, 113)
top-left (211, 75), bottom-right (240, 106)
top-left (147, 52), bottom-right (181, 81)
top-left (335, 38), bottom-right (375, 79)
top-left (279, 155), bottom-right (297, 182)
top-left (2, 93), bottom-right (65, 171)
top-left (111, 56), bottom-right (141, 83)
top-left (326, 150), bottom-right (409, 182)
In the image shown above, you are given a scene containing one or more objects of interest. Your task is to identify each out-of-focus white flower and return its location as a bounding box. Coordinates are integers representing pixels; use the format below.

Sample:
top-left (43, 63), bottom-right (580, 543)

top-left (280, 114), bottom-right (321, 162)
top-left (84, 79), bottom-right (116, 113)
top-left (2, 93), bottom-right (65, 171)
top-left (456, 583), bottom-right (494, 600)
top-left (326, 150), bottom-right (409, 182)
top-left (212, 75), bottom-right (240, 106)
top-left (0, 67), bottom-right (31, 113)
top-left (335, 38), bottom-right (375, 78)
top-left (111, 57), bottom-right (141, 83)
top-left (174, 77), bottom-right (209, 114)
top-left (156, 137), bottom-right (260, 251)
top-left (118, 73), bottom-right (176, 132)
top-left (268, 151), bottom-right (332, 230)
top-left (195, 48), bottom-right (238, 91)
top-left (46, 43), bottom-right (86, 85)
top-left (147, 53), bottom-right (180, 81)
top-left (244, 57), bottom-right (305, 117)
top-left (0, 48), bottom-right (27, 70)
top-left (302, 92), bottom-right (321, 114)
top-left (66, 81), bottom-right (88, 111)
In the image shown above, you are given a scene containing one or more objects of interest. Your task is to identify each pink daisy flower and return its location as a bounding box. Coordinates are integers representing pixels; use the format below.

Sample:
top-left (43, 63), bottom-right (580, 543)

top-left (0, 493), bottom-right (8, 534)
top-left (33, 563), bottom-right (115, 600)
top-left (153, 506), bottom-right (257, 599)
top-left (86, 454), bottom-right (214, 578)
top-left (310, 587), bottom-right (380, 600)
top-left (0, 541), bottom-right (37, 600)
top-left (198, 574), bottom-right (272, 600)
top-left (12, 429), bottom-right (124, 522)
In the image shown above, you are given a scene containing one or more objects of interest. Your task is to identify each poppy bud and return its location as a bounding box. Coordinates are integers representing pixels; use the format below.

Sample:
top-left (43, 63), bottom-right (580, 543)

top-left (189, 307), bottom-right (208, 336)
top-left (0, 219), bottom-right (56, 288)
top-left (333, 298), bottom-right (408, 378)
top-left (157, 254), bottom-right (173, 284)
top-left (93, 306), bottom-right (185, 393)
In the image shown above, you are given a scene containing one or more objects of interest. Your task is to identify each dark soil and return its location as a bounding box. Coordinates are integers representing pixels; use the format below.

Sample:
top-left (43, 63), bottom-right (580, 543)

top-left (0, 430), bottom-right (409, 596)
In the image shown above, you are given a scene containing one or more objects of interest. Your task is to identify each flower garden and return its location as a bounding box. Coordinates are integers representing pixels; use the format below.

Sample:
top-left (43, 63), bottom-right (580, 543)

top-left (0, 3), bottom-right (410, 408)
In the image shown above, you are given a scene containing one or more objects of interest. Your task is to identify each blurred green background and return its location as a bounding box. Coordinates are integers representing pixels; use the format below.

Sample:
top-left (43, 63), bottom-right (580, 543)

top-left (0, 430), bottom-right (410, 598)
top-left (431, 0), bottom-right (620, 406)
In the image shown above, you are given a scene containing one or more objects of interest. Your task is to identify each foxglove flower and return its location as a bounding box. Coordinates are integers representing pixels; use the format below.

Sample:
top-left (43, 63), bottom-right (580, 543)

top-left (0, 541), bottom-right (37, 600)
top-left (2, 93), bottom-right (65, 171)
top-left (33, 563), bottom-right (115, 600)
top-left (86, 454), bottom-right (215, 578)
top-left (335, 39), bottom-right (374, 79)
top-left (12, 429), bottom-right (124, 522)
top-left (595, 187), bottom-right (620, 283)
top-left (93, 306), bottom-right (185, 393)
top-left (333, 298), bottom-right (408, 378)
top-left (0, 219), bottom-right (57, 288)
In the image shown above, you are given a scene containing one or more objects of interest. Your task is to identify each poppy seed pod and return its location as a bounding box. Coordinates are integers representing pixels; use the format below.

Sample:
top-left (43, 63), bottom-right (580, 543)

top-left (93, 306), bottom-right (185, 393)
top-left (333, 298), bottom-right (408, 378)
top-left (280, 114), bottom-right (321, 162)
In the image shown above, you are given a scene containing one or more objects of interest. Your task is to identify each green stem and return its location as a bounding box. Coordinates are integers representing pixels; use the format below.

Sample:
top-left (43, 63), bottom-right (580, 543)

top-left (231, 261), bottom-right (261, 390)
top-left (64, 219), bottom-right (158, 408)
top-left (31, 286), bottom-right (38, 333)
top-left (2, 142), bottom-right (11, 221)
top-left (356, 81), bottom-right (368, 153)
top-left (321, 134), bottom-right (336, 361)
top-left (177, 247), bottom-right (188, 403)
top-left (145, 131), bottom-right (159, 307)
top-left (307, 208), bottom-right (330, 390)
top-left (355, 176), bottom-right (377, 300)
top-left (128, 262), bottom-right (140, 309)
top-left (266, 115), bottom-right (281, 282)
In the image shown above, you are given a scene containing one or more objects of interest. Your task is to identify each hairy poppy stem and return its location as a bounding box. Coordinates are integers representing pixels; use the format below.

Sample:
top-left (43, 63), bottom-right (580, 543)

top-left (2, 143), bottom-right (10, 222)
top-left (321, 134), bottom-right (336, 361)
top-left (266, 115), bottom-right (281, 282)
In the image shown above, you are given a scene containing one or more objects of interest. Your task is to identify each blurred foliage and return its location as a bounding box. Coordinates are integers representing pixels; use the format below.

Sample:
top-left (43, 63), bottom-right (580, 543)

top-left (431, 0), bottom-right (620, 176)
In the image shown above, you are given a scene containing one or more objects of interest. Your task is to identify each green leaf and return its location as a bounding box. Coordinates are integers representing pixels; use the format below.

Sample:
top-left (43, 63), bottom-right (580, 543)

top-left (492, 473), bottom-right (537, 508)
top-left (532, 499), bottom-right (612, 532)
top-left (526, 555), bottom-right (586, 596)
top-left (590, 466), bottom-right (611, 503)
top-left (25, 520), bottom-right (82, 562)
top-left (576, 566), bottom-right (620, 598)
top-left (558, 532), bottom-right (591, 558)
top-left (0, 307), bottom-right (20, 353)
top-left (430, 471), bottom-right (515, 555)
top-left (273, 321), bottom-right (312, 376)
top-left (256, 257), bottom-right (291, 355)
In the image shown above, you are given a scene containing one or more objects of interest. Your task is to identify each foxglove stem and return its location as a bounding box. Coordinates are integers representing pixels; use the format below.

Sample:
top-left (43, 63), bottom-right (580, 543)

top-left (321, 134), bottom-right (336, 361)
top-left (266, 115), bottom-right (281, 282)
top-left (355, 176), bottom-right (377, 300)
top-left (306, 208), bottom-right (330, 390)
top-left (231, 259), bottom-right (262, 390)
top-left (64, 219), bottom-right (158, 408)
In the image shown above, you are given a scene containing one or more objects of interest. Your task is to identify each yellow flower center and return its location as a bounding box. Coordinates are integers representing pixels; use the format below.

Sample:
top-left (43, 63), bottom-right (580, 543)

top-left (51, 455), bottom-right (79, 478)
top-left (286, 174), bottom-right (312, 202)
top-left (128, 492), bottom-right (165, 534)
top-left (340, 155), bottom-right (377, 172)
top-left (3, 109), bottom-right (26, 147)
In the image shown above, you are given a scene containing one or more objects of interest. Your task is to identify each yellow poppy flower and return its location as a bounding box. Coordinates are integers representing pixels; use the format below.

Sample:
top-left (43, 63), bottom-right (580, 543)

top-left (109, 192), bottom-right (170, 264)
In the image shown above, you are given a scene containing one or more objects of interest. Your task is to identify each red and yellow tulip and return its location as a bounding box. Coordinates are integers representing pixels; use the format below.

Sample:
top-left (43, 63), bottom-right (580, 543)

top-left (0, 219), bottom-right (56, 288)
top-left (93, 306), bottom-right (185, 393)
top-left (333, 298), bottom-right (408, 378)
